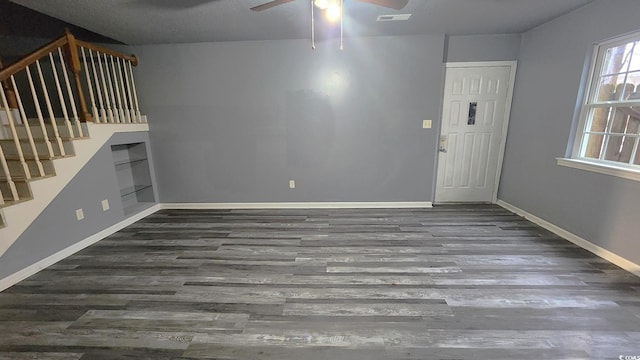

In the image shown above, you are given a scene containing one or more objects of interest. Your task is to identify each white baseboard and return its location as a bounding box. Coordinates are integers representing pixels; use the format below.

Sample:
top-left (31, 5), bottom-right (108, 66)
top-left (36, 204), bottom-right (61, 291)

top-left (0, 122), bottom-right (150, 257)
top-left (161, 202), bottom-right (433, 210)
top-left (0, 204), bottom-right (161, 292)
top-left (496, 199), bottom-right (640, 277)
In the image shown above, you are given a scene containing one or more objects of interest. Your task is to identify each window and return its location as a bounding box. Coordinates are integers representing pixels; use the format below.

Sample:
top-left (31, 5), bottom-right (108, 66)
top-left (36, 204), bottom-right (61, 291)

top-left (571, 32), bottom-right (640, 173)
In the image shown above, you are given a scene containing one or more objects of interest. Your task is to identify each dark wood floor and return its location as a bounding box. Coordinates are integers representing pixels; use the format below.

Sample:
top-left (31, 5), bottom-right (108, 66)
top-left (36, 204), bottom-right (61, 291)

top-left (1, 205), bottom-right (640, 359)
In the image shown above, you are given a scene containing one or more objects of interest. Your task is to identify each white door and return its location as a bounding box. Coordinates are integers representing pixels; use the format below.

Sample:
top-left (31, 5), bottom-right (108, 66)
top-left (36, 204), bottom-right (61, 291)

top-left (435, 63), bottom-right (515, 203)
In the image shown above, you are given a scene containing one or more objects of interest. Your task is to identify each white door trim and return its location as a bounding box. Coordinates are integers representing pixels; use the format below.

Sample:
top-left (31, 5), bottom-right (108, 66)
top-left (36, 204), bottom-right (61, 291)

top-left (446, 61), bottom-right (517, 69)
top-left (437, 61), bottom-right (518, 203)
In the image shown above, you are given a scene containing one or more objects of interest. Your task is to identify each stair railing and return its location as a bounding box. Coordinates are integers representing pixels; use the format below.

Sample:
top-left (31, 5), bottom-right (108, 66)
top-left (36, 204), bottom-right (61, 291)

top-left (0, 31), bottom-right (142, 205)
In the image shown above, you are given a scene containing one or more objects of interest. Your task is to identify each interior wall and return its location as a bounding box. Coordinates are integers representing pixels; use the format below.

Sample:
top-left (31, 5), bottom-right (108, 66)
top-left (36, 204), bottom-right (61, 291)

top-left (0, 132), bottom-right (157, 279)
top-left (499, 0), bottom-right (640, 266)
top-left (134, 35), bottom-right (445, 203)
top-left (0, 35), bottom-right (50, 61)
top-left (445, 34), bottom-right (521, 63)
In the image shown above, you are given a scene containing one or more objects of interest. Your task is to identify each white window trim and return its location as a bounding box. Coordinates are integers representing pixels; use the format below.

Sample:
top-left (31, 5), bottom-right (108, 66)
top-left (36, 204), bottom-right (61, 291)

top-left (565, 30), bottom-right (640, 180)
top-left (557, 157), bottom-right (640, 181)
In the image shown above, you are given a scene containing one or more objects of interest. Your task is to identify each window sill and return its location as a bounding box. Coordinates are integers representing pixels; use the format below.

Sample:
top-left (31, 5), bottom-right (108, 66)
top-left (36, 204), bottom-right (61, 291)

top-left (557, 158), bottom-right (640, 182)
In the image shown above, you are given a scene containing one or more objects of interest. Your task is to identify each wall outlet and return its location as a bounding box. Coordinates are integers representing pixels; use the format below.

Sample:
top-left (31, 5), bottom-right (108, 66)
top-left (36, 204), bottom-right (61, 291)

top-left (289, 180), bottom-right (296, 189)
top-left (422, 120), bottom-right (432, 129)
top-left (75, 208), bottom-right (84, 221)
top-left (101, 199), bottom-right (110, 211)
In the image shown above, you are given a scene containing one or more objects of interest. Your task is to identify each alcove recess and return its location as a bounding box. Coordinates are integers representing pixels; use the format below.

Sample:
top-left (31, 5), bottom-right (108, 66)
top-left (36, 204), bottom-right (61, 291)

top-left (111, 142), bottom-right (154, 215)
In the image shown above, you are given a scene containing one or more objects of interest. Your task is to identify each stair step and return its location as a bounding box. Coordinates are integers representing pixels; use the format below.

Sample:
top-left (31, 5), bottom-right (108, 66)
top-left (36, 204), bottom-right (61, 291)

top-left (4, 153), bottom-right (72, 161)
top-left (5, 135), bottom-right (90, 141)
top-left (0, 179), bottom-right (32, 203)
top-left (0, 138), bottom-right (75, 159)
top-left (0, 173), bottom-right (55, 182)
top-left (0, 196), bottom-right (34, 209)
top-left (1, 121), bottom-right (89, 140)
top-left (4, 158), bottom-right (56, 179)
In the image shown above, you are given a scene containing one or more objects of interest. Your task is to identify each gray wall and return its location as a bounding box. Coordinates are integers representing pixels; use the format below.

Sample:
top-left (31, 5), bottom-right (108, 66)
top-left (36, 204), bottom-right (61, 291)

top-left (134, 35), bottom-right (445, 203)
top-left (0, 132), bottom-right (157, 279)
top-left (0, 35), bottom-right (51, 61)
top-left (499, 0), bottom-right (640, 265)
top-left (445, 34), bottom-right (521, 63)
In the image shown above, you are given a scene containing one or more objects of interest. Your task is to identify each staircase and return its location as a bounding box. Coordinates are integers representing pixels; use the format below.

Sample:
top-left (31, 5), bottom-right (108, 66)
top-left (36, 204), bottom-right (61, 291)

top-left (0, 31), bottom-right (145, 254)
top-left (0, 117), bottom-right (85, 213)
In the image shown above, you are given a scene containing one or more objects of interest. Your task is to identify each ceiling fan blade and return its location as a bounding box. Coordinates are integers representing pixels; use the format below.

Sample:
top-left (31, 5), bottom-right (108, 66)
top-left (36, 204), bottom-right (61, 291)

top-left (250, 0), bottom-right (297, 11)
top-left (353, 0), bottom-right (409, 10)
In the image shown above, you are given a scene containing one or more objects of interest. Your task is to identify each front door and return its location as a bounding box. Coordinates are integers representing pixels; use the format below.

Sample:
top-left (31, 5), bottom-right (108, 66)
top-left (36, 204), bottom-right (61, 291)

top-left (435, 63), bottom-right (515, 203)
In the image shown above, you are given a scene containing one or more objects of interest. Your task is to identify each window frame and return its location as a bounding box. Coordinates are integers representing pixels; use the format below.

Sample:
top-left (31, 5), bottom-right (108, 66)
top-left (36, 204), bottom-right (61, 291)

top-left (564, 31), bottom-right (640, 180)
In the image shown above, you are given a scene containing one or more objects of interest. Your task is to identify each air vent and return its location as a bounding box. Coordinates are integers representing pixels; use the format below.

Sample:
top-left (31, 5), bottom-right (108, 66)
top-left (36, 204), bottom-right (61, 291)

top-left (376, 14), bottom-right (411, 21)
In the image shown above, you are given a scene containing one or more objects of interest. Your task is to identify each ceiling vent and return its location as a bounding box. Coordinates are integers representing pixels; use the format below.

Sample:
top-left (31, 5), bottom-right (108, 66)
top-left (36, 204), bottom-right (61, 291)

top-left (376, 14), bottom-right (411, 21)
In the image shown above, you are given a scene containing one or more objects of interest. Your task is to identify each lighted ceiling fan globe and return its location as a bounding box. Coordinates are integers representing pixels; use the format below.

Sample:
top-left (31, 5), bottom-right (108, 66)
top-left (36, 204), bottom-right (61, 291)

top-left (250, 0), bottom-right (409, 12)
top-left (250, 0), bottom-right (409, 49)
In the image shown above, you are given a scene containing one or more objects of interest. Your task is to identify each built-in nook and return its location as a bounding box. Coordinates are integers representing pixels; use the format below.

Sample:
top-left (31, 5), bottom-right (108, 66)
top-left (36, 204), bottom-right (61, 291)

top-left (111, 142), bottom-right (154, 215)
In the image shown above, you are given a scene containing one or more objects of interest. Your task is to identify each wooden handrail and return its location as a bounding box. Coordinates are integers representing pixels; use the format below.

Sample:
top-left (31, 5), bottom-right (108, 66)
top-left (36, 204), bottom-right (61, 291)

top-left (0, 36), bottom-right (67, 82)
top-left (76, 40), bottom-right (138, 66)
top-left (0, 55), bottom-right (18, 108)
top-left (0, 34), bottom-right (138, 82)
top-left (0, 31), bottom-right (139, 122)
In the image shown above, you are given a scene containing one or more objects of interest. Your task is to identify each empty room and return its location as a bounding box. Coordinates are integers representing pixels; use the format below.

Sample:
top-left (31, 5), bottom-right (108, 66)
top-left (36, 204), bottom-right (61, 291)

top-left (1, 0), bottom-right (640, 358)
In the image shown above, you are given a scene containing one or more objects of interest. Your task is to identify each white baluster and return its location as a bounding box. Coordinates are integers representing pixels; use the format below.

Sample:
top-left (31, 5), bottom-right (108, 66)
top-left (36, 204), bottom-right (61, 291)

top-left (25, 65), bottom-right (55, 159)
top-left (109, 55), bottom-right (125, 122)
top-left (0, 143), bottom-right (18, 201)
top-left (0, 86), bottom-right (31, 180)
top-left (58, 48), bottom-right (83, 137)
top-left (11, 75), bottom-right (45, 177)
top-left (103, 53), bottom-right (118, 123)
top-left (35, 59), bottom-right (65, 156)
top-left (123, 58), bottom-right (135, 123)
top-left (88, 49), bottom-right (106, 123)
top-left (80, 47), bottom-right (100, 124)
top-left (81, 48), bottom-right (98, 124)
top-left (96, 52), bottom-right (114, 123)
top-left (117, 57), bottom-right (131, 123)
top-left (127, 61), bottom-right (142, 122)
top-left (48, 52), bottom-right (73, 138)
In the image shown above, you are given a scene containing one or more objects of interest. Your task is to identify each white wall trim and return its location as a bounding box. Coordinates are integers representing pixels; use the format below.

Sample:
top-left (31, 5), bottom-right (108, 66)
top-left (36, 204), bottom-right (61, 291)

top-left (161, 202), bottom-right (433, 210)
top-left (557, 157), bottom-right (640, 182)
top-left (492, 61), bottom-right (517, 203)
top-left (497, 199), bottom-right (640, 277)
top-left (446, 61), bottom-right (517, 68)
top-left (436, 61), bottom-right (517, 204)
top-left (0, 122), bottom-right (150, 256)
top-left (0, 204), bottom-right (161, 292)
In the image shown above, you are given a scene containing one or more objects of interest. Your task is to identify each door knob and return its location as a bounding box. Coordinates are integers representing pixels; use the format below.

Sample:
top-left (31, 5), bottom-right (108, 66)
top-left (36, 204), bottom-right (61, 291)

top-left (439, 136), bottom-right (447, 153)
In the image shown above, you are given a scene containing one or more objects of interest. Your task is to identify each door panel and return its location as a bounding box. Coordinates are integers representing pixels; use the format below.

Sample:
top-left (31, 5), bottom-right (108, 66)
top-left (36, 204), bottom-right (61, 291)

top-left (435, 65), bottom-right (513, 203)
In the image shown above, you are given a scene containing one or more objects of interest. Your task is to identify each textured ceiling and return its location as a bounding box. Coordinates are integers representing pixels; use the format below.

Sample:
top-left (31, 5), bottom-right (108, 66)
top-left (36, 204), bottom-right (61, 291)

top-left (10, 0), bottom-right (595, 45)
top-left (0, 0), bottom-right (119, 42)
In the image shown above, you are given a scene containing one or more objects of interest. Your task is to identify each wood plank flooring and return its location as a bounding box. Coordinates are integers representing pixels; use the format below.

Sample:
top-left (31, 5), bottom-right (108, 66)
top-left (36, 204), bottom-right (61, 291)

top-left (1, 204), bottom-right (640, 359)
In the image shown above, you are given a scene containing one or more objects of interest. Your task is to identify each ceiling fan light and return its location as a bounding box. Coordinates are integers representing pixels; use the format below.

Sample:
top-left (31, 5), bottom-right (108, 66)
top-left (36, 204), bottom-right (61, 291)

top-left (324, 4), bottom-right (341, 22)
top-left (314, 0), bottom-right (329, 9)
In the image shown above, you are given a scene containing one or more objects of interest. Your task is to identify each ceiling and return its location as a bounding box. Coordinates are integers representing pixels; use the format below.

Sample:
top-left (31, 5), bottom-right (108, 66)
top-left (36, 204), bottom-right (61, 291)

top-left (9, 0), bottom-right (596, 45)
top-left (0, 0), bottom-right (120, 44)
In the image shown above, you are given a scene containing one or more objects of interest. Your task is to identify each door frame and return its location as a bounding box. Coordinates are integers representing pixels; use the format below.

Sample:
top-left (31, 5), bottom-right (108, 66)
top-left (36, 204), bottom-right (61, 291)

top-left (435, 61), bottom-right (518, 204)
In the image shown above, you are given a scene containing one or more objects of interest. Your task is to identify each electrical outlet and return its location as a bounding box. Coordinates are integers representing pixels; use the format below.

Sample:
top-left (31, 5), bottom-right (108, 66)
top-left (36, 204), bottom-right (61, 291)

top-left (75, 208), bottom-right (84, 221)
top-left (289, 180), bottom-right (296, 189)
top-left (422, 120), bottom-right (432, 129)
top-left (101, 199), bottom-right (110, 211)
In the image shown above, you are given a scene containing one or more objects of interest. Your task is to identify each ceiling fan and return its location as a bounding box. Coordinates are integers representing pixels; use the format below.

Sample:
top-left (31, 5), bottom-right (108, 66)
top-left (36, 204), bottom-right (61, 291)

top-left (251, 0), bottom-right (409, 12)
top-left (250, 0), bottom-right (410, 49)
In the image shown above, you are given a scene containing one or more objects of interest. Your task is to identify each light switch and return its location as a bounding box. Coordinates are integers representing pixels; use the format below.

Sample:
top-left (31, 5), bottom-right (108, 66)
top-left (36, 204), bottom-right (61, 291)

top-left (422, 120), bottom-right (432, 129)
top-left (76, 208), bottom-right (84, 221)
top-left (102, 199), bottom-right (110, 211)
top-left (289, 180), bottom-right (296, 189)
